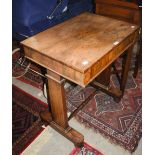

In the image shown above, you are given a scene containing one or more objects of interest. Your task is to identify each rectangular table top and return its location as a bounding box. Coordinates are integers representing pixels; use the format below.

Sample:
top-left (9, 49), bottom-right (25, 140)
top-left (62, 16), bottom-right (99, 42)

top-left (21, 12), bottom-right (139, 87)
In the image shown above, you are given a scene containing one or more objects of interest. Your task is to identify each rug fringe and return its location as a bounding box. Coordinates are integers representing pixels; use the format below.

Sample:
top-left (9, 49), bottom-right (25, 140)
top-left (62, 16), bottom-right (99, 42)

top-left (74, 115), bottom-right (141, 153)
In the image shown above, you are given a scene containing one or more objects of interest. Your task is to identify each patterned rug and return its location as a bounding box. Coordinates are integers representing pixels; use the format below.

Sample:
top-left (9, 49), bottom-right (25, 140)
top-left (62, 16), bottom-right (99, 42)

top-left (67, 71), bottom-right (142, 152)
top-left (12, 85), bottom-right (48, 155)
top-left (70, 142), bottom-right (104, 155)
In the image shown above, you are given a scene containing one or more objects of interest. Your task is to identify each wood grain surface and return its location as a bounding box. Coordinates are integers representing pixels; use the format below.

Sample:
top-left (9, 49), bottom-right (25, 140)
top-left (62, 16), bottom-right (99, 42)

top-left (21, 12), bottom-right (139, 87)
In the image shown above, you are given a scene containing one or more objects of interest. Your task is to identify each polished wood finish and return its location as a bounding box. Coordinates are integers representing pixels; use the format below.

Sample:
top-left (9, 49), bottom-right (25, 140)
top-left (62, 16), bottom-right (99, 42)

top-left (40, 70), bottom-right (84, 146)
top-left (95, 0), bottom-right (141, 79)
top-left (46, 70), bottom-right (68, 128)
top-left (95, 0), bottom-right (141, 25)
top-left (22, 12), bottom-right (139, 87)
top-left (21, 13), bottom-right (139, 147)
top-left (95, 0), bottom-right (141, 94)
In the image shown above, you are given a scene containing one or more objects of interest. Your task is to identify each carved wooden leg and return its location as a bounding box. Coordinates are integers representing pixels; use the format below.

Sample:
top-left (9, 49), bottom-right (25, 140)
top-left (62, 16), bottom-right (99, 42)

top-left (40, 70), bottom-right (84, 147)
top-left (120, 45), bottom-right (133, 95)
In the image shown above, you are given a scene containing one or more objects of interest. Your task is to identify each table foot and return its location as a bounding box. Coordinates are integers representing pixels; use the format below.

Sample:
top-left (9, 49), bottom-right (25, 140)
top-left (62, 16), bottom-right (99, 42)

top-left (40, 110), bottom-right (52, 123)
top-left (40, 111), bottom-right (84, 147)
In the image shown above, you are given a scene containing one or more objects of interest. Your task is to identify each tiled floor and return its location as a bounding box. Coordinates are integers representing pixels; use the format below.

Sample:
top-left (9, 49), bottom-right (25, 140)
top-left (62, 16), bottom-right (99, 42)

top-left (13, 79), bottom-right (142, 155)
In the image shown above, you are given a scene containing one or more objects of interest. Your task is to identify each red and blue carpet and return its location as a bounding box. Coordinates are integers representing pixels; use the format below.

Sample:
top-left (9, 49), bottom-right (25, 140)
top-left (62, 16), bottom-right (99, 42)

top-left (67, 71), bottom-right (141, 152)
top-left (70, 142), bottom-right (103, 155)
top-left (12, 85), bottom-right (104, 155)
top-left (12, 85), bottom-right (48, 155)
top-left (13, 51), bottom-right (141, 152)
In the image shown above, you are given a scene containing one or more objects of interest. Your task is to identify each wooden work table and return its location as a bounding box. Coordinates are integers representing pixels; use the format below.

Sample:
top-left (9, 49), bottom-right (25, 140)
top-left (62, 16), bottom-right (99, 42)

top-left (21, 12), bottom-right (139, 147)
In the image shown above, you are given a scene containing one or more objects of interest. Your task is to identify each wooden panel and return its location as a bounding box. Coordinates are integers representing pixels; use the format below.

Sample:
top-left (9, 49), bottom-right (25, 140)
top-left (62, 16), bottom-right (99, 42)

top-left (95, 0), bottom-right (139, 8)
top-left (96, 4), bottom-right (134, 22)
top-left (95, 0), bottom-right (141, 25)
